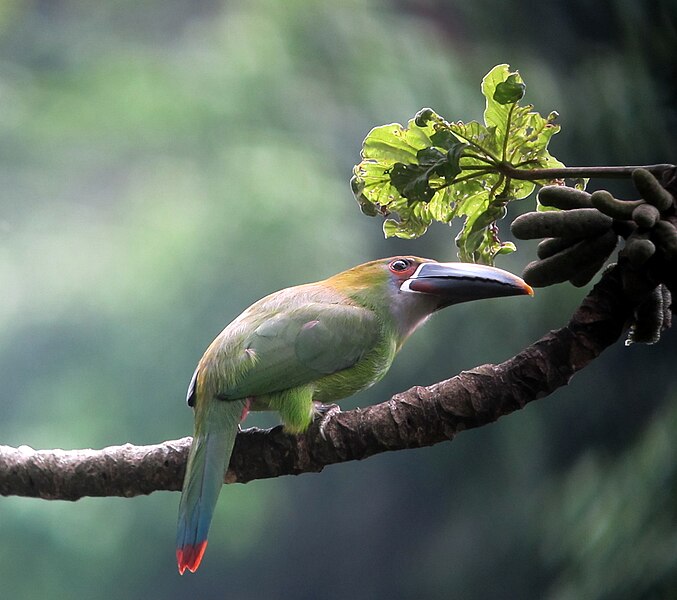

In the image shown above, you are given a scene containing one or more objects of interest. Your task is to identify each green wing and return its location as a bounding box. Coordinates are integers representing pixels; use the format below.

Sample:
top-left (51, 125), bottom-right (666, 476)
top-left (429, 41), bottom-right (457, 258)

top-left (218, 302), bottom-right (381, 399)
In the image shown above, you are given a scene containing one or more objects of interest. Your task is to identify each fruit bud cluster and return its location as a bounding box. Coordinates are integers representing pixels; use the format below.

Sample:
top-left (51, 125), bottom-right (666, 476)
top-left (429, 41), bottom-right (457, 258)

top-left (511, 169), bottom-right (676, 344)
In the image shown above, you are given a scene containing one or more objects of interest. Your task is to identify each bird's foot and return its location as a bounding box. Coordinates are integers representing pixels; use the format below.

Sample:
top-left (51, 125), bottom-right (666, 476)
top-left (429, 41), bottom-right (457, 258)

top-left (237, 398), bottom-right (253, 432)
top-left (313, 403), bottom-right (341, 441)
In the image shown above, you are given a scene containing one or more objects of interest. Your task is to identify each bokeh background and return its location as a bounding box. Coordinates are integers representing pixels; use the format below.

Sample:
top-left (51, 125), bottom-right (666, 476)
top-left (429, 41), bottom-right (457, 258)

top-left (0, 1), bottom-right (676, 598)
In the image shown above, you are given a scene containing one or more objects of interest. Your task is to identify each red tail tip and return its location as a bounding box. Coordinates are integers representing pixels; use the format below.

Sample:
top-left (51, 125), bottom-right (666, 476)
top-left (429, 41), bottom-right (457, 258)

top-left (177, 541), bottom-right (208, 575)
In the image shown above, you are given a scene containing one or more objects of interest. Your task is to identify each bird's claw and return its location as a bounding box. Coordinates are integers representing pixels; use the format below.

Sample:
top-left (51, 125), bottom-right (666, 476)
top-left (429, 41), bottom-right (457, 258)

top-left (313, 403), bottom-right (341, 441)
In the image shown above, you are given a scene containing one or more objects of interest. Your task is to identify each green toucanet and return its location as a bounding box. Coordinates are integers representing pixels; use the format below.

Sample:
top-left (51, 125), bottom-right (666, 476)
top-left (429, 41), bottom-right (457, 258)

top-left (176, 256), bottom-right (533, 573)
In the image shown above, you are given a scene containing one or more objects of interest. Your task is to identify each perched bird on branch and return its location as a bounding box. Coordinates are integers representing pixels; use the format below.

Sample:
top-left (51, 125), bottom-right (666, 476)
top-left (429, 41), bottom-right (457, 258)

top-left (176, 256), bottom-right (533, 574)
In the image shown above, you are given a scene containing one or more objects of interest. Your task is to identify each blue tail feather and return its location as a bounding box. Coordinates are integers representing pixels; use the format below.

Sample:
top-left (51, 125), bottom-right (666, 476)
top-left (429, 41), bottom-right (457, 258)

top-left (176, 399), bottom-right (245, 574)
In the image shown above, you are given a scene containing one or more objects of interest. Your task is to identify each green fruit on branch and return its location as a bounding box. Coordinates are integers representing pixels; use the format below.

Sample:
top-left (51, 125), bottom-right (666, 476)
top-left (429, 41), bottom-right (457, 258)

top-left (632, 169), bottom-right (674, 212)
top-left (626, 284), bottom-right (670, 345)
top-left (522, 229), bottom-right (618, 287)
top-left (538, 186), bottom-right (593, 210)
top-left (590, 190), bottom-right (644, 220)
top-left (512, 209), bottom-right (612, 240)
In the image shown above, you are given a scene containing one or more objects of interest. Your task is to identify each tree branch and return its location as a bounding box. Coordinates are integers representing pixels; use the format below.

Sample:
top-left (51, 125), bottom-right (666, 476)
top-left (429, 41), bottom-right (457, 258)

top-left (497, 162), bottom-right (676, 181)
top-left (0, 267), bottom-right (635, 501)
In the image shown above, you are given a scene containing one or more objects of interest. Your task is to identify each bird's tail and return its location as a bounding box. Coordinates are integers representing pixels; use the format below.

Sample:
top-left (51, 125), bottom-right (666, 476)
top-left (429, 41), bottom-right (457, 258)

top-left (176, 397), bottom-right (247, 574)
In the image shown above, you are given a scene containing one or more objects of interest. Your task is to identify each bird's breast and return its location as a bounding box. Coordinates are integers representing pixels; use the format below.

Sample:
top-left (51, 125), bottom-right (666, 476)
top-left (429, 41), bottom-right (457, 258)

top-left (310, 335), bottom-right (397, 403)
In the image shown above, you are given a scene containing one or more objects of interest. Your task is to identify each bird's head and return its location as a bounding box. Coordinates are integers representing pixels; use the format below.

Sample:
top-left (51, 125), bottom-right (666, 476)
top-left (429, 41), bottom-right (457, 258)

top-left (328, 256), bottom-right (533, 341)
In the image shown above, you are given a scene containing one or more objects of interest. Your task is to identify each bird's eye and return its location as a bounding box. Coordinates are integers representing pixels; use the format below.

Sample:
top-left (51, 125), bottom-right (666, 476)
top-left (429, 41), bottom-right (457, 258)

top-left (389, 259), bottom-right (411, 272)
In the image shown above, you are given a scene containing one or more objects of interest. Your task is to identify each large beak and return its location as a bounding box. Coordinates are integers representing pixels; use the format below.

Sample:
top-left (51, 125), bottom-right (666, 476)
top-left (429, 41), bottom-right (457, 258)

top-left (401, 262), bottom-right (533, 308)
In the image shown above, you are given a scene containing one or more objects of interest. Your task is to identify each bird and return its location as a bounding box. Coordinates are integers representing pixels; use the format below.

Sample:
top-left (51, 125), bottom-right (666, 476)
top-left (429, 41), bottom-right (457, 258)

top-left (176, 256), bottom-right (533, 574)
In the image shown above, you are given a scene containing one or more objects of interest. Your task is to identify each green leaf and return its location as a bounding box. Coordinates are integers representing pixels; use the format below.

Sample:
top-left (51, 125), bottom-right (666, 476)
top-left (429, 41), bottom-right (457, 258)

top-left (493, 73), bottom-right (526, 105)
top-left (430, 129), bottom-right (461, 151)
top-left (483, 64), bottom-right (521, 135)
top-left (389, 140), bottom-right (467, 204)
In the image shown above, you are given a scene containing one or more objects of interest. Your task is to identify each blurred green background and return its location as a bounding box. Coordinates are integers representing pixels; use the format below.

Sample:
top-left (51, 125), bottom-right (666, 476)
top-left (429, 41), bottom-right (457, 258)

top-left (0, 1), bottom-right (675, 598)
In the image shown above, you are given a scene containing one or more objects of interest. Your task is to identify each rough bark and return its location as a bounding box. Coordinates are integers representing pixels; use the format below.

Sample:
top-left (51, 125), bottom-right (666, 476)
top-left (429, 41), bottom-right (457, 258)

top-left (0, 266), bottom-right (634, 501)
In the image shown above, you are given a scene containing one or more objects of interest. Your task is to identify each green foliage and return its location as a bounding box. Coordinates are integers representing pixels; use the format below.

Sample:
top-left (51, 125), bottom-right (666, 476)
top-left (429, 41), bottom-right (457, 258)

top-left (543, 395), bottom-right (677, 599)
top-left (352, 64), bottom-right (568, 264)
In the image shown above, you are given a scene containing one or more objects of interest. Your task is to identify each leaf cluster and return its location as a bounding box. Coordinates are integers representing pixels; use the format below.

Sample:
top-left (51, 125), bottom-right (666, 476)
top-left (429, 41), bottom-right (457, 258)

top-left (351, 64), bottom-right (570, 264)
